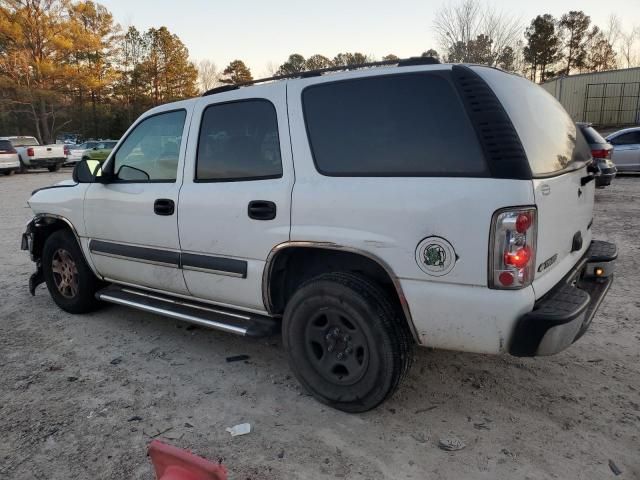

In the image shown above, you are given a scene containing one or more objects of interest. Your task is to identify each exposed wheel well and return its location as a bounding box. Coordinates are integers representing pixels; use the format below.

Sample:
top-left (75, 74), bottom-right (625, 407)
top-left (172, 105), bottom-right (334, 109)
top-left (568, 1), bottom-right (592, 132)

top-left (265, 246), bottom-right (416, 340)
top-left (29, 217), bottom-right (77, 262)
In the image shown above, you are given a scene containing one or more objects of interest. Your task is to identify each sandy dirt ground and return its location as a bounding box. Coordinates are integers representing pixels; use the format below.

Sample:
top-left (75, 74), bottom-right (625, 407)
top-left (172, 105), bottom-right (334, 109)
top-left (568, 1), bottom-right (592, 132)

top-left (1, 170), bottom-right (639, 480)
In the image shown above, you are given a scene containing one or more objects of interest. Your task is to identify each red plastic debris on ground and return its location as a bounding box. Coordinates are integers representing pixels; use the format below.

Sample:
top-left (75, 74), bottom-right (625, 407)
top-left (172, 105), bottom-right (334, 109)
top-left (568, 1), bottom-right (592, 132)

top-left (148, 440), bottom-right (228, 480)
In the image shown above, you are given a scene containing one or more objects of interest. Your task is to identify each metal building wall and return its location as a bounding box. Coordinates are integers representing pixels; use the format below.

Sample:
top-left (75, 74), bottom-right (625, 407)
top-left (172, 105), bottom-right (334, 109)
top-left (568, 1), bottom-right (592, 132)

top-left (542, 68), bottom-right (640, 126)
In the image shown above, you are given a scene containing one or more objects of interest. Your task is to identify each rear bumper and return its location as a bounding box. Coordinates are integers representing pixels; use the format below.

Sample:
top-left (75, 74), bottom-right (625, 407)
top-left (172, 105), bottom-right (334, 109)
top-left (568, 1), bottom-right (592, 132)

top-left (509, 240), bottom-right (617, 356)
top-left (596, 167), bottom-right (617, 187)
top-left (0, 160), bottom-right (20, 170)
top-left (26, 158), bottom-right (65, 168)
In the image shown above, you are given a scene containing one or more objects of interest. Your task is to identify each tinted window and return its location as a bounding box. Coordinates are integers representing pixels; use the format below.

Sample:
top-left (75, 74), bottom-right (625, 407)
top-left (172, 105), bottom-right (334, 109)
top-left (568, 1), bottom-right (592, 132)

top-left (302, 73), bottom-right (486, 176)
top-left (610, 131), bottom-right (640, 145)
top-left (196, 100), bottom-right (282, 181)
top-left (113, 110), bottom-right (186, 182)
top-left (475, 67), bottom-right (591, 176)
top-left (10, 137), bottom-right (38, 147)
top-left (0, 140), bottom-right (13, 151)
top-left (578, 125), bottom-right (607, 145)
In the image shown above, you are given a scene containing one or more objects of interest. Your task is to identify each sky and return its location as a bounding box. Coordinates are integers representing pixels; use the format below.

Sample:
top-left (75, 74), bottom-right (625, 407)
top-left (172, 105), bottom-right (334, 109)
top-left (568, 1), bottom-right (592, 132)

top-left (101, 0), bottom-right (640, 75)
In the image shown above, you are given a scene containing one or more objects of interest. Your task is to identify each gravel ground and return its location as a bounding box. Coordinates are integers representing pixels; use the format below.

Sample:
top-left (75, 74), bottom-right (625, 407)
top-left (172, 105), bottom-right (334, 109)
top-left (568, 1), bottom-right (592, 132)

top-left (1, 170), bottom-right (639, 480)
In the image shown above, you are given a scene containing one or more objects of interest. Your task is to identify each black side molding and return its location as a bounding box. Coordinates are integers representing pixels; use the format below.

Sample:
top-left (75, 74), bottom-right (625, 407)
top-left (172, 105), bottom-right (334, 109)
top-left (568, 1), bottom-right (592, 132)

top-left (89, 240), bottom-right (248, 278)
top-left (89, 240), bottom-right (180, 266)
top-left (451, 65), bottom-right (532, 180)
top-left (181, 253), bottom-right (248, 278)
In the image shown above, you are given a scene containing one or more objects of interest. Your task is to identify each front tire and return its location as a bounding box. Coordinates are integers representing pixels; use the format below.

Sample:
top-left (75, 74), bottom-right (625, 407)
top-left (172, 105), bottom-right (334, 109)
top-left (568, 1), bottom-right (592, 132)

top-left (283, 272), bottom-right (413, 413)
top-left (42, 229), bottom-right (103, 313)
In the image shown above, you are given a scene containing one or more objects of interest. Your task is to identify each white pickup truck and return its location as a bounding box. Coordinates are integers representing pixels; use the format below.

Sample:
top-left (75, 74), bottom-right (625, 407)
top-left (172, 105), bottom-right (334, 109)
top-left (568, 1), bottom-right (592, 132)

top-left (2, 136), bottom-right (67, 172)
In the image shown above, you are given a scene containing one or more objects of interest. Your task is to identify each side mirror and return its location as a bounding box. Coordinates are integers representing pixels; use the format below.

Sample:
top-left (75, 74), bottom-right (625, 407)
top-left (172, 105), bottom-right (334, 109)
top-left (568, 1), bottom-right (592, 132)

top-left (117, 164), bottom-right (150, 182)
top-left (72, 159), bottom-right (103, 183)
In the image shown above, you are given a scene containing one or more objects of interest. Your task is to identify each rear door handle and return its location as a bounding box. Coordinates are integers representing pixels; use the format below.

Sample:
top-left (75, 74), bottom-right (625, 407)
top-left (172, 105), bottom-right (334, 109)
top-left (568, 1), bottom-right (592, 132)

top-left (248, 200), bottom-right (276, 220)
top-left (154, 198), bottom-right (175, 216)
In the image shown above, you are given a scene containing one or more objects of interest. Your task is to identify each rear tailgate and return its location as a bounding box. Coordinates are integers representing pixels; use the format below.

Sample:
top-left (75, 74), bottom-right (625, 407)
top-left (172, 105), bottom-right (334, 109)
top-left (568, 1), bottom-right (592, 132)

top-left (472, 66), bottom-right (594, 298)
top-left (32, 145), bottom-right (65, 159)
top-left (532, 170), bottom-right (593, 294)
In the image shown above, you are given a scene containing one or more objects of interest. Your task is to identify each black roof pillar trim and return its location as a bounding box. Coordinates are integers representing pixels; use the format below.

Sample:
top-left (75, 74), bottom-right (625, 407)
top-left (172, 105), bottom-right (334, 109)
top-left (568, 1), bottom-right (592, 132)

top-left (451, 65), bottom-right (532, 180)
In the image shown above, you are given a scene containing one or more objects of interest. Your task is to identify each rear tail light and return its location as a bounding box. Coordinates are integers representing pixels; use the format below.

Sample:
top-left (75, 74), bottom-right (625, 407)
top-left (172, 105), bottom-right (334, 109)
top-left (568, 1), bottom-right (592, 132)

top-left (489, 207), bottom-right (537, 289)
top-left (27, 147), bottom-right (35, 157)
top-left (591, 149), bottom-right (611, 159)
top-left (63, 145), bottom-right (70, 156)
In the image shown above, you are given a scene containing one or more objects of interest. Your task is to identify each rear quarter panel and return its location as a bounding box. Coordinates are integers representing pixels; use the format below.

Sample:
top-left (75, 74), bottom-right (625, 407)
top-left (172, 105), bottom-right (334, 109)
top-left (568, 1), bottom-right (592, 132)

top-left (286, 71), bottom-right (536, 353)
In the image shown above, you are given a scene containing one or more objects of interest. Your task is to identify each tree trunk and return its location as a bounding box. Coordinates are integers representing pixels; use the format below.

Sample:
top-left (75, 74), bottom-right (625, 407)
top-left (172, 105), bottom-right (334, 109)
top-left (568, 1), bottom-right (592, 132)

top-left (39, 98), bottom-right (51, 144)
top-left (30, 102), bottom-right (43, 144)
top-left (91, 90), bottom-right (98, 139)
top-left (566, 33), bottom-right (574, 75)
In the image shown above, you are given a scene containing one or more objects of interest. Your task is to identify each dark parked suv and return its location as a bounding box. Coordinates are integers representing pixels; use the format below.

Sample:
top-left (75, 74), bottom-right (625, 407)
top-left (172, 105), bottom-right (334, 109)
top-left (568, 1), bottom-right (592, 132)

top-left (576, 122), bottom-right (617, 188)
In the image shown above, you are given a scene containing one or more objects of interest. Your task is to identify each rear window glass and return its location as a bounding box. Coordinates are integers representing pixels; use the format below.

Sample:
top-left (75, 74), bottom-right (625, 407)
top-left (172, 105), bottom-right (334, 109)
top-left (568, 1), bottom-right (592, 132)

top-left (10, 137), bottom-right (38, 147)
top-left (0, 140), bottom-right (13, 150)
top-left (578, 125), bottom-right (607, 144)
top-left (302, 73), bottom-right (487, 176)
top-left (474, 67), bottom-right (591, 177)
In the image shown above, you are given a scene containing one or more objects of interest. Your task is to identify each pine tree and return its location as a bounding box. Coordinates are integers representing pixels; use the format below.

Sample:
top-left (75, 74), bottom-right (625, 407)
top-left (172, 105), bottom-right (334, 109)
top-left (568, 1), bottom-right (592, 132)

top-left (586, 28), bottom-right (617, 72)
top-left (421, 49), bottom-right (440, 60)
top-left (559, 11), bottom-right (591, 75)
top-left (276, 54), bottom-right (306, 75)
top-left (220, 60), bottom-right (253, 84)
top-left (332, 52), bottom-right (371, 66)
top-left (524, 14), bottom-right (563, 82)
top-left (305, 54), bottom-right (333, 70)
top-left (138, 27), bottom-right (198, 105)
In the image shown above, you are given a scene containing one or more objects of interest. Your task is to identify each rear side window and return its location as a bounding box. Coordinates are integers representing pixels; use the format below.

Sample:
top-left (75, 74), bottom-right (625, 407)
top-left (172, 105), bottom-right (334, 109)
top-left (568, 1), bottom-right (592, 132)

top-left (579, 125), bottom-right (607, 144)
top-left (196, 100), bottom-right (282, 182)
top-left (610, 131), bottom-right (640, 145)
top-left (474, 67), bottom-right (591, 177)
top-left (302, 73), bottom-right (487, 176)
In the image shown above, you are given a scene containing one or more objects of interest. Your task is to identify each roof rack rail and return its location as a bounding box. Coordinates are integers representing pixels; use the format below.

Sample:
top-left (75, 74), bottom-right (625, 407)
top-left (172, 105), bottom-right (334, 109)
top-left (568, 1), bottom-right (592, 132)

top-left (202, 56), bottom-right (440, 97)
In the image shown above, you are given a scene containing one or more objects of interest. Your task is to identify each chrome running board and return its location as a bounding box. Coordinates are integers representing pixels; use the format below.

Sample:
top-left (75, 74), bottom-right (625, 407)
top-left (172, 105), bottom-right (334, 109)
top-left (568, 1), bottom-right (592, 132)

top-left (96, 286), bottom-right (279, 337)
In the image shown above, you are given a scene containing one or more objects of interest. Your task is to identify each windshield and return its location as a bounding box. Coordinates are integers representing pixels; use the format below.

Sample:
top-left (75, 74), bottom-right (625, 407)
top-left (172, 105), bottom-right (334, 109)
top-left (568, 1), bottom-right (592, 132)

top-left (10, 137), bottom-right (39, 147)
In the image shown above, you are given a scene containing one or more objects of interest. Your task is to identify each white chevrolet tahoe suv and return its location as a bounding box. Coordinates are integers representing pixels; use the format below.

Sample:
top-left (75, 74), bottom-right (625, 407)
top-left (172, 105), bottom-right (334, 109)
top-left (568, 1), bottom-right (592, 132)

top-left (22, 59), bottom-right (617, 412)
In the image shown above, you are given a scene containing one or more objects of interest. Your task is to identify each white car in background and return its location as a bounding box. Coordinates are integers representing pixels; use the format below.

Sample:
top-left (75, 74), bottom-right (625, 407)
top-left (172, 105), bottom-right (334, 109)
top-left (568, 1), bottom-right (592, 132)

top-left (65, 141), bottom-right (104, 165)
top-left (0, 139), bottom-right (20, 175)
top-left (606, 127), bottom-right (640, 172)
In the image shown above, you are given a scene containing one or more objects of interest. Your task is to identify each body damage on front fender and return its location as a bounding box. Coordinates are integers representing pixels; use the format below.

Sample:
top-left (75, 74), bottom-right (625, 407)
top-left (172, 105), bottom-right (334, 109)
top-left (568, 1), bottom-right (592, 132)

top-left (21, 218), bottom-right (44, 295)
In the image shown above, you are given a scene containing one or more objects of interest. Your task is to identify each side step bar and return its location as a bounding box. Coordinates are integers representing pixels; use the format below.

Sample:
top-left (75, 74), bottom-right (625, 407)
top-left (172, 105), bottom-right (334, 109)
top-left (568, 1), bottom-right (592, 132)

top-left (96, 286), bottom-right (280, 337)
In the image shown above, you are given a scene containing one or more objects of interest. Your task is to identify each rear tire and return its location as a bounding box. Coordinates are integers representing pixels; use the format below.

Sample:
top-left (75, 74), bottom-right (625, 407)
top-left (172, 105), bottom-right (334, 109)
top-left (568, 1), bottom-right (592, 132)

top-left (42, 229), bottom-right (103, 313)
top-left (3, 170), bottom-right (14, 176)
top-left (283, 272), bottom-right (413, 412)
top-left (18, 160), bottom-right (27, 174)
top-left (48, 164), bottom-right (61, 172)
